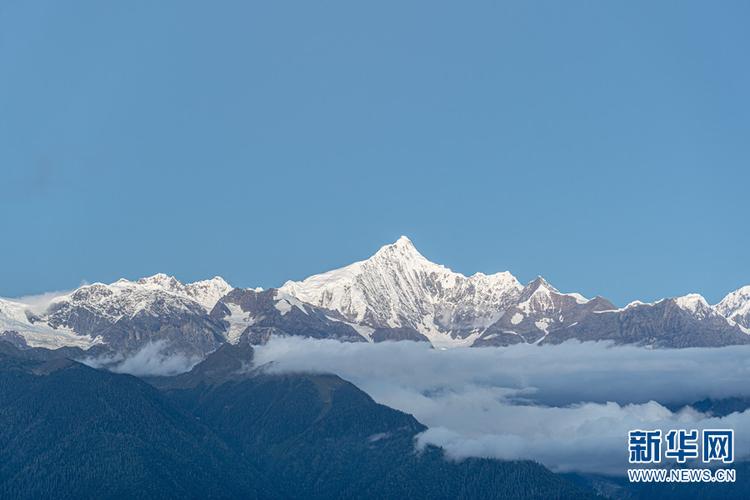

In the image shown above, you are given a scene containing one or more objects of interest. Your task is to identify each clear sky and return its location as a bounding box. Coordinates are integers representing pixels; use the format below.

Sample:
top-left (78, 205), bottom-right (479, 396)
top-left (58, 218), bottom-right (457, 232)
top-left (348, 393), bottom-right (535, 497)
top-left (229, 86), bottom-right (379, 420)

top-left (1, 1), bottom-right (748, 305)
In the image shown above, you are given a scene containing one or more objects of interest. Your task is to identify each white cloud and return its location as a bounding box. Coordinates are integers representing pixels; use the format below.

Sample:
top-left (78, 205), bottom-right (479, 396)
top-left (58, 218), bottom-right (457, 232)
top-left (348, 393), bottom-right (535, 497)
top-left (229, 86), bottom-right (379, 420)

top-left (254, 338), bottom-right (750, 474)
top-left (80, 340), bottom-right (200, 377)
top-left (7, 289), bottom-right (74, 313)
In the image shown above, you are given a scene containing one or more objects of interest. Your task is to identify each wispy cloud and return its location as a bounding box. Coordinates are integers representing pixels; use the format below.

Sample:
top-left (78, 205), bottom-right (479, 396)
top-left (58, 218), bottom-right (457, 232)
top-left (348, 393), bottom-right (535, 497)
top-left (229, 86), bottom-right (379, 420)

top-left (255, 338), bottom-right (750, 474)
top-left (8, 282), bottom-right (91, 313)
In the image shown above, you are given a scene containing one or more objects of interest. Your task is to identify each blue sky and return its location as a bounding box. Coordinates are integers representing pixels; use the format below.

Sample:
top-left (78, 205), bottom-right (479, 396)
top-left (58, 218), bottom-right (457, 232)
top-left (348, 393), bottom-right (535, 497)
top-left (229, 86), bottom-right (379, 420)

top-left (1, 1), bottom-right (748, 305)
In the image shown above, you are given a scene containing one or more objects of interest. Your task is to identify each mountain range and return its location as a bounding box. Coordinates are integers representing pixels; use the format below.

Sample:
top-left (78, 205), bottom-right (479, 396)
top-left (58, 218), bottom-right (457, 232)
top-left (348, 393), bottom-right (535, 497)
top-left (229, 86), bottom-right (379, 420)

top-left (2, 236), bottom-right (749, 356)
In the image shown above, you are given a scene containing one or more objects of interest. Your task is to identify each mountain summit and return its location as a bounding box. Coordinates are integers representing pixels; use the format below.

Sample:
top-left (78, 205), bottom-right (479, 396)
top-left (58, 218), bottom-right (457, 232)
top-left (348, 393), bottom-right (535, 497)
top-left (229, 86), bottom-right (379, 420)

top-left (280, 237), bottom-right (522, 347)
top-left (716, 286), bottom-right (750, 329)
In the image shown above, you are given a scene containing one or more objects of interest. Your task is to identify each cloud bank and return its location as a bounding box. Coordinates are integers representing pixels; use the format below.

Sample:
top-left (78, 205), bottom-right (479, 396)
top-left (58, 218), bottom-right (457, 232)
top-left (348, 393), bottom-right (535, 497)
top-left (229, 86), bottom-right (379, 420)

top-left (254, 338), bottom-right (750, 474)
top-left (81, 341), bottom-right (201, 377)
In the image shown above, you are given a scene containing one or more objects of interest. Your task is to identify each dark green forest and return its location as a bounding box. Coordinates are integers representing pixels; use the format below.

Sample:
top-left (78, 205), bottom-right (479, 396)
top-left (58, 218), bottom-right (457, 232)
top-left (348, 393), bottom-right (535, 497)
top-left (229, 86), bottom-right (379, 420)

top-left (0, 341), bottom-right (746, 499)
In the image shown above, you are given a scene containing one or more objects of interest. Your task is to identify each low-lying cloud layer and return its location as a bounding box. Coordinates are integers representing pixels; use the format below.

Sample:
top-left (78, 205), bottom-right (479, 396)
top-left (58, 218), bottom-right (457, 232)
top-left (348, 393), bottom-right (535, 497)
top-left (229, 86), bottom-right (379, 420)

top-left (254, 338), bottom-right (750, 475)
top-left (81, 341), bottom-right (201, 377)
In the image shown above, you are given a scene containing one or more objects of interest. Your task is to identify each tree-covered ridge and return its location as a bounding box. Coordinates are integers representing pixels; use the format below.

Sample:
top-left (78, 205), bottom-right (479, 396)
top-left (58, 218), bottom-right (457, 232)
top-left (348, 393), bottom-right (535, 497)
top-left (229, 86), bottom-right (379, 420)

top-left (0, 342), bottom-right (594, 499)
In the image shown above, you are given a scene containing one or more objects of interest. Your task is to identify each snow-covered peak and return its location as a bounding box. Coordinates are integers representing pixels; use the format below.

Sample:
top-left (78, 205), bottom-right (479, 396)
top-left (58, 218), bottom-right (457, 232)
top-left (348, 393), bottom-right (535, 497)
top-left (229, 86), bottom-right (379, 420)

top-left (392, 234), bottom-right (416, 249)
top-left (137, 273), bottom-right (181, 289)
top-left (183, 277), bottom-right (233, 310)
top-left (716, 286), bottom-right (750, 316)
top-left (127, 274), bottom-right (232, 310)
top-left (42, 274), bottom-right (232, 322)
top-left (279, 236), bottom-right (523, 345)
top-left (673, 293), bottom-right (714, 319)
top-left (521, 276), bottom-right (557, 295)
top-left (468, 271), bottom-right (522, 291)
top-left (716, 285), bottom-right (750, 328)
top-left (674, 293), bottom-right (709, 311)
top-left (4, 274), bottom-right (233, 350)
top-left (370, 235), bottom-right (445, 270)
top-left (516, 277), bottom-right (560, 315)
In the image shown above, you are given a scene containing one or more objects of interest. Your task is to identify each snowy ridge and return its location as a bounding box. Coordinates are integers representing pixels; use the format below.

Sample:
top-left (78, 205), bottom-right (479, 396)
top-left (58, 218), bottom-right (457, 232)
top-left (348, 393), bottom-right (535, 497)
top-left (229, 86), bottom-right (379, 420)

top-left (1, 274), bottom-right (233, 351)
top-left (46, 273), bottom-right (232, 320)
top-left (716, 286), bottom-right (750, 329)
top-left (598, 292), bottom-right (741, 323)
top-left (2, 237), bottom-right (750, 351)
top-left (279, 236), bottom-right (523, 346)
top-left (595, 300), bottom-right (660, 313)
top-left (674, 293), bottom-right (714, 319)
top-left (472, 277), bottom-right (615, 346)
top-left (280, 237), bottom-right (750, 347)
top-left (132, 273), bottom-right (232, 311)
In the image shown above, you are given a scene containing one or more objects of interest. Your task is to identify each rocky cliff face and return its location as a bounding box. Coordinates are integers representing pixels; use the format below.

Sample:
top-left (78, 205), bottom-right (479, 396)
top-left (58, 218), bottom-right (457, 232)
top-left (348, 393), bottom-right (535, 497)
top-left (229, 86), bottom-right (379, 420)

top-left (473, 278), bottom-right (616, 346)
top-left (541, 297), bottom-right (750, 348)
top-left (210, 288), bottom-right (368, 345)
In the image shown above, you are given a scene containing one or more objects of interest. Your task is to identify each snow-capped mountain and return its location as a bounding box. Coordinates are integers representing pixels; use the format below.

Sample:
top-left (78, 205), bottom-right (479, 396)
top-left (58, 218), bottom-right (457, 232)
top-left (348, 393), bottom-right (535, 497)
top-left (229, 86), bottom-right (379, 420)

top-left (280, 237), bottom-right (750, 348)
top-left (2, 237), bottom-right (750, 353)
top-left (133, 273), bottom-right (233, 311)
top-left (473, 277), bottom-right (615, 346)
top-left (1, 274), bottom-right (232, 355)
top-left (543, 293), bottom-right (750, 348)
top-left (279, 236), bottom-right (522, 347)
top-left (280, 237), bottom-right (618, 347)
top-left (716, 286), bottom-right (750, 330)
